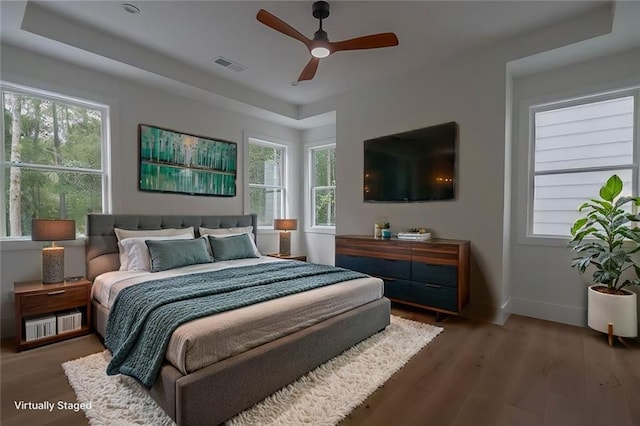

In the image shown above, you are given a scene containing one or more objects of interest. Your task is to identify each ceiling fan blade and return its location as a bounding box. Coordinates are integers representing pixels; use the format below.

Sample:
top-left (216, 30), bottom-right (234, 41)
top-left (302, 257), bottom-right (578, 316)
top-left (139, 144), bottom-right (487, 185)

top-left (330, 32), bottom-right (399, 53)
top-left (257, 9), bottom-right (311, 49)
top-left (298, 57), bottom-right (320, 81)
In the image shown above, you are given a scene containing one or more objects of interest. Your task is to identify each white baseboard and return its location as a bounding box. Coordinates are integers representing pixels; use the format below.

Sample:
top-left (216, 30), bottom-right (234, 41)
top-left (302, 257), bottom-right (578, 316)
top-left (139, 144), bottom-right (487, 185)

top-left (508, 297), bottom-right (587, 327)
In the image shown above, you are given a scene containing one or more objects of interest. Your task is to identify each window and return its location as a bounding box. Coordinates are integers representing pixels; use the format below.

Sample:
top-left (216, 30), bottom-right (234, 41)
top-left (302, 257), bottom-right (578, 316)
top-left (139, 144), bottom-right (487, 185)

top-left (1, 83), bottom-right (109, 237)
top-left (247, 138), bottom-right (287, 227)
top-left (309, 144), bottom-right (335, 228)
top-left (531, 91), bottom-right (639, 237)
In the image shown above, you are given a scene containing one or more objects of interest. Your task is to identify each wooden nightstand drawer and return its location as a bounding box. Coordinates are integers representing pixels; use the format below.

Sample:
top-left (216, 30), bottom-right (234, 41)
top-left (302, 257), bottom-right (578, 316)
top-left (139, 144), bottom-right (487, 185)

top-left (20, 286), bottom-right (87, 317)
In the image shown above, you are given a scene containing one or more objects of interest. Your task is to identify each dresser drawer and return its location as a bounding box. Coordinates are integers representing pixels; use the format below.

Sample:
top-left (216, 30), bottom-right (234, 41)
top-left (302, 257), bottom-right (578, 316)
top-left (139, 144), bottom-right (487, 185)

top-left (412, 262), bottom-right (458, 287)
top-left (20, 286), bottom-right (87, 317)
top-left (336, 253), bottom-right (366, 272)
top-left (410, 282), bottom-right (458, 312)
top-left (382, 278), bottom-right (413, 300)
top-left (412, 244), bottom-right (459, 265)
top-left (336, 254), bottom-right (411, 280)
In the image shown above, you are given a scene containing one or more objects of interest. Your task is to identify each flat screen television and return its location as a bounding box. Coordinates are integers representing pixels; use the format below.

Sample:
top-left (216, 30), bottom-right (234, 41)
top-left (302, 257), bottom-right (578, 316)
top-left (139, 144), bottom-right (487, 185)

top-left (363, 121), bottom-right (457, 202)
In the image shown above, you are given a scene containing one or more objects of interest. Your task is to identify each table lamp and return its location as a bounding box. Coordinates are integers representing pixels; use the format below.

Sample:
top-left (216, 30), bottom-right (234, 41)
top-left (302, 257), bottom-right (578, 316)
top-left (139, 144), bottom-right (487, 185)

top-left (273, 218), bottom-right (297, 256)
top-left (31, 219), bottom-right (76, 284)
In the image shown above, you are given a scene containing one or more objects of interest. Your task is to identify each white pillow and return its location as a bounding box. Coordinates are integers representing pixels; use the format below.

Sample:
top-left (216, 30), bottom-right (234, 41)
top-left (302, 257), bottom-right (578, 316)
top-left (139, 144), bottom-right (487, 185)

top-left (206, 233), bottom-right (261, 258)
top-left (118, 234), bottom-right (193, 271)
top-left (199, 226), bottom-right (254, 240)
top-left (115, 227), bottom-right (195, 270)
top-left (115, 226), bottom-right (195, 242)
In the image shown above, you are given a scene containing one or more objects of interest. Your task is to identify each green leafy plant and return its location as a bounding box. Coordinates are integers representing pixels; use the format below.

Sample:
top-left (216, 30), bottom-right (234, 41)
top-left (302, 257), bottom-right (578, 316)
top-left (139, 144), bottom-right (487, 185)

top-left (376, 221), bottom-right (390, 229)
top-left (569, 175), bottom-right (640, 291)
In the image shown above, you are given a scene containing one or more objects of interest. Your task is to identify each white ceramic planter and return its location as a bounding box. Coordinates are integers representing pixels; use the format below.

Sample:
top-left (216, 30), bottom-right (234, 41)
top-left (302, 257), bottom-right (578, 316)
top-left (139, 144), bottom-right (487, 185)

top-left (588, 285), bottom-right (638, 338)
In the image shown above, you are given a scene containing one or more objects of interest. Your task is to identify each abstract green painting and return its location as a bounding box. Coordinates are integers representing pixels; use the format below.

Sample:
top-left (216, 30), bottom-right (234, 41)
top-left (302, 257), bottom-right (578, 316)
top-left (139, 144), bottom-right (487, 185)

top-left (138, 124), bottom-right (237, 196)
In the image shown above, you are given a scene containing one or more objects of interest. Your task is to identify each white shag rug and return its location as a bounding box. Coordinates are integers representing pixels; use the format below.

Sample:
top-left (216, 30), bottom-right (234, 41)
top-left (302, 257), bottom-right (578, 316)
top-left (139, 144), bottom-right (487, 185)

top-left (63, 315), bottom-right (442, 426)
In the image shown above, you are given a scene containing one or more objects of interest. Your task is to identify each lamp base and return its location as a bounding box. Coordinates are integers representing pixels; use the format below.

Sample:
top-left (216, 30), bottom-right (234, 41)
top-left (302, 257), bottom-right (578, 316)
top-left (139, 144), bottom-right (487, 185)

top-left (278, 231), bottom-right (291, 256)
top-left (42, 246), bottom-right (65, 284)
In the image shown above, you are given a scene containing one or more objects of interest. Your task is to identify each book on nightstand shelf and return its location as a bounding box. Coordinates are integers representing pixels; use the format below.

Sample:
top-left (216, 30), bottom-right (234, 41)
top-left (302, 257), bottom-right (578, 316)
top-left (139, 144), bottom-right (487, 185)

top-left (57, 310), bottom-right (82, 334)
top-left (24, 315), bottom-right (57, 341)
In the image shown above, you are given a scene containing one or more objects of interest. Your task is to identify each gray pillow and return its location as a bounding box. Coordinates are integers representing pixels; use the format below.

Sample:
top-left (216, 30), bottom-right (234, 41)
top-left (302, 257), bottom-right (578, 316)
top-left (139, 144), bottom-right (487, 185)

top-left (208, 234), bottom-right (260, 261)
top-left (145, 238), bottom-right (212, 272)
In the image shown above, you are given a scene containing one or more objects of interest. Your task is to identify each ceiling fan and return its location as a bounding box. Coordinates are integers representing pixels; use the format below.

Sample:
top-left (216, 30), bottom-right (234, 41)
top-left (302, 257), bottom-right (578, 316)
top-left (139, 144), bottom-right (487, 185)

top-left (257, 1), bottom-right (399, 82)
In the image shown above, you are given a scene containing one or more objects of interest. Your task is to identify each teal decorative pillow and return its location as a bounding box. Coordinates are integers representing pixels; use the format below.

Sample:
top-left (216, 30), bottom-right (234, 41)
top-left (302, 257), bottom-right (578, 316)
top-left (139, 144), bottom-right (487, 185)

top-left (145, 238), bottom-right (212, 272)
top-left (208, 234), bottom-right (260, 261)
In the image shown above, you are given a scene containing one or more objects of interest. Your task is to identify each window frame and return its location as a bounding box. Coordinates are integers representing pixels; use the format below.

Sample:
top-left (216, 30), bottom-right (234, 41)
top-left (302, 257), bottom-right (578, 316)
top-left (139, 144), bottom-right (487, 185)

top-left (522, 87), bottom-right (640, 245)
top-left (244, 134), bottom-right (290, 230)
top-left (304, 139), bottom-right (336, 234)
top-left (0, 81), bottom-right (111, 240)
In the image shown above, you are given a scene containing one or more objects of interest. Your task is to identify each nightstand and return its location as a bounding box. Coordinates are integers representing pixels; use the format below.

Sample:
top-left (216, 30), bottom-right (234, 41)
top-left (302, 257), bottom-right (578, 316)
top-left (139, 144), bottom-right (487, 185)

top-left (14, 278), bottom-right (92, 351)
top-left (266, 253), bottom-right (307, 262)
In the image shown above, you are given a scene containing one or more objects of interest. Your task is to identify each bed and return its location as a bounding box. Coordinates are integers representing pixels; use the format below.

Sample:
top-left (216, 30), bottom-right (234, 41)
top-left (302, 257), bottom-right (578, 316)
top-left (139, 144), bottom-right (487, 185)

top-left (86, 213), bottom-right (390, 425)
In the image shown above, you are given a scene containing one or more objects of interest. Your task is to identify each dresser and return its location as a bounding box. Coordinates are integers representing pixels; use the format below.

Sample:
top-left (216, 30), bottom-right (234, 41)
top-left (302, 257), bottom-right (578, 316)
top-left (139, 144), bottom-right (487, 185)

top-left (335, 236), bottom-right (470, 317)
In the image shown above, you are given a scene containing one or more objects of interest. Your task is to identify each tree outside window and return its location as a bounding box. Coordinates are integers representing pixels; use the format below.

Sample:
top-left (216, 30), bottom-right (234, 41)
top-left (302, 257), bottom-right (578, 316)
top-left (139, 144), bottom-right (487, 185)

top-left (247, 139), bottom-right (286, 227)
top-left (2, 86), bottom-right (107, 237)
top-left (311, 145), bottom-right (335, 227)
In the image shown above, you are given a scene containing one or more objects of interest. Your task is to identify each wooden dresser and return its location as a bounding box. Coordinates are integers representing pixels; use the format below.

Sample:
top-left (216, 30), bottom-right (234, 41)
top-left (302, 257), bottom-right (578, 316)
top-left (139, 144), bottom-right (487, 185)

top-left (335, 235), bottom-right (470, 317)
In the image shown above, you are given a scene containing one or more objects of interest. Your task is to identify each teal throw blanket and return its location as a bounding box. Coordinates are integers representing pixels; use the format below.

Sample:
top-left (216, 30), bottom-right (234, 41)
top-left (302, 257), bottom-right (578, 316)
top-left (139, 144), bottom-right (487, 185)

top-left (105, 261), bottom-right (367, 387)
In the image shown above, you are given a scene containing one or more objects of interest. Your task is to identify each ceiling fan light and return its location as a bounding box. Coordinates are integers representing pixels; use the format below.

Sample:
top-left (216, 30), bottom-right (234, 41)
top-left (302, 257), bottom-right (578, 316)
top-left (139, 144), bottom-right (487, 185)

top-left (311, 46), bottom-right (330, 58)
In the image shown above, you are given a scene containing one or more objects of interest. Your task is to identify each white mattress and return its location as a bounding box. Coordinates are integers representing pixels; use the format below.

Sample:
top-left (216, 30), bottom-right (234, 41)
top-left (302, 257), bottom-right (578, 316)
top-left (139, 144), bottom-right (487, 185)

top-left (93, 257), bottom-right (384, 374)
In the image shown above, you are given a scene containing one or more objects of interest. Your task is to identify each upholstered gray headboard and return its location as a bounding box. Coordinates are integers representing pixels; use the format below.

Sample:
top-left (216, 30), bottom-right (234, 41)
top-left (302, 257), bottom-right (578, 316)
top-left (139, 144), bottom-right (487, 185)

top-left (85, 213), bottom-right (258, 281)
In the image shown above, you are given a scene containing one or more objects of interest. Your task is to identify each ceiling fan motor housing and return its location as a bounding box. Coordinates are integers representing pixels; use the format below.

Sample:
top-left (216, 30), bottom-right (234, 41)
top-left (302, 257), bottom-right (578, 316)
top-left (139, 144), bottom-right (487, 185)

top-left (314, 29), bottom-right (329, 42)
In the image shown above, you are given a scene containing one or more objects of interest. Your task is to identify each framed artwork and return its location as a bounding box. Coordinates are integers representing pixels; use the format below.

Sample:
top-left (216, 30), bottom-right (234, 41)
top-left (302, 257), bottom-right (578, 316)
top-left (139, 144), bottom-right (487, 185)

top-left (138, 124), bottom-right (237, 197)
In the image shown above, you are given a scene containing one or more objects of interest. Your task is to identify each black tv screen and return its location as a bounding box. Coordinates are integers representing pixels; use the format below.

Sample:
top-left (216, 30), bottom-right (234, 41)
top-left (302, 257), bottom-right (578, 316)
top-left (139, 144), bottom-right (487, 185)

top-left (363, 121), bottom-right (457, 202)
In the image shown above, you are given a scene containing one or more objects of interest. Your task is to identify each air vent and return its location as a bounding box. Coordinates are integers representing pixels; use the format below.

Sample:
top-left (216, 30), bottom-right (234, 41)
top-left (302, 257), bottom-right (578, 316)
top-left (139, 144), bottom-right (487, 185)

top-left (213, 56), bottom-right (246, 72)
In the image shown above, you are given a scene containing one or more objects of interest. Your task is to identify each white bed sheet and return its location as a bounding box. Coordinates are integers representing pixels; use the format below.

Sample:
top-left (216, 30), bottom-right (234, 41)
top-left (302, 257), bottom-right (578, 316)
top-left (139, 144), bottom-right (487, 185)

top-left (93, 257), bottom-right (384, 374)
top-left (92, 256), bottom-right (282, 308)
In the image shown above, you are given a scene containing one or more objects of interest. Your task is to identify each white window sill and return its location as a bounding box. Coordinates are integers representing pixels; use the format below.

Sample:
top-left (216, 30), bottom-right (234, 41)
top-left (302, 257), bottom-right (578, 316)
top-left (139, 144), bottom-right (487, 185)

top-left (304, 227), bottom-right (336, 235)
top-left (0, 237), bottom-right (86, 251)
top-left (256, 228), bottom-right (280, 235)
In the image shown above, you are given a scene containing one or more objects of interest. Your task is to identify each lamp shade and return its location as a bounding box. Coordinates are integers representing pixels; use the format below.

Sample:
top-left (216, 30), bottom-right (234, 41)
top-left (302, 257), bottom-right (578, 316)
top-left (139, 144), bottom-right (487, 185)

top-left (273, 219), bottom-right (297, 231)
top-left (31, 219), bottom-right (76, 241)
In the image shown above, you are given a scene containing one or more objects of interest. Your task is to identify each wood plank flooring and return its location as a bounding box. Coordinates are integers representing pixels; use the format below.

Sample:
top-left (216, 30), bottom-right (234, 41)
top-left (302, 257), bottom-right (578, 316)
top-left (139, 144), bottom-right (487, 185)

top-left (1, 305), bottom-right (638, 426)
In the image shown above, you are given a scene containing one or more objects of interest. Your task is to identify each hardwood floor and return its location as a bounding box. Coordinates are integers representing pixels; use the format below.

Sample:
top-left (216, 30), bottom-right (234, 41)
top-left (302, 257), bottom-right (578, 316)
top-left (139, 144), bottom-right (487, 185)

top-left (343, 306), bottom-right (640, 426)
top-left (1, 305), bottom-right (638, 426)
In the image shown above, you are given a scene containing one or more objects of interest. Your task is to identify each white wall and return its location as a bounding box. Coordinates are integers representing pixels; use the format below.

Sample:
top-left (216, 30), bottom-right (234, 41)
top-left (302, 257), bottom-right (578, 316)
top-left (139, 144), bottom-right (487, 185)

top-left (0, 45), bottom-right (301, 337)
top-left (509, 48), bottom-right (640, 326)
top-left (328, 53), bottom-right (509, 321)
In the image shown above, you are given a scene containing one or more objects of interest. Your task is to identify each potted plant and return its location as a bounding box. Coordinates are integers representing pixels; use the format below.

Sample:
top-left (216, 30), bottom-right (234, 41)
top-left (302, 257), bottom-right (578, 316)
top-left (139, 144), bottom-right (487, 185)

top-left (377, 222), bottom-right (391, 239)
top-left (569, 174), bottom-right (639, 341)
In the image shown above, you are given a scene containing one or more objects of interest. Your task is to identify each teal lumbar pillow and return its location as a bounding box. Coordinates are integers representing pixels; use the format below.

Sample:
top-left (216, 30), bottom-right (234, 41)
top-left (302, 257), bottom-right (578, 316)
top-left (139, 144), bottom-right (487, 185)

top-left (208, 233), bottom-right (260, 261)
top-left (145, 238), bottom-right (212, 272)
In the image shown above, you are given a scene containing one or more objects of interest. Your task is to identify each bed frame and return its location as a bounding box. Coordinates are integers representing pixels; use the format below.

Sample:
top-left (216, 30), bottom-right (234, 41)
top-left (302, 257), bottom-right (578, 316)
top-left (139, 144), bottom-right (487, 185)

top-left (85, 213), bottom-right (391, 425)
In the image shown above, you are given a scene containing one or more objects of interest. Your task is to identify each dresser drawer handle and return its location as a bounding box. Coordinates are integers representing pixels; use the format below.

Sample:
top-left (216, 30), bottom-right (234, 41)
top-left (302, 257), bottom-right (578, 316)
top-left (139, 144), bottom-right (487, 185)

top-left (47, 290), bottom-right (65, 296)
